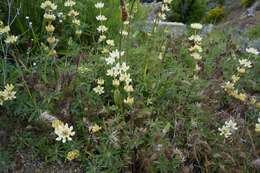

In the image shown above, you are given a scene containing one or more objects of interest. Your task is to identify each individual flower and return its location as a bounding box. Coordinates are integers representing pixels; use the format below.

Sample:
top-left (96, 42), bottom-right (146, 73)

top-left (98, 35), bottom-right (106, 42)
top-left (124, 96), bottom-right (134, 105)
top-left (218, 120), bottom-right (238, 138)
top-left (97, 25), bottom-right (108, 32)
top-left (121, 30), bottom-right (128, 36)
top-left (2, 84), bottom-right (16, 100)
top-left (190, 52), bottom-right (202, 60)
top-left (96, 15), bottom-right (107, 21)
top-left (66, 150), bottom-right (80, 161)
top-left (189, 45), bottom-right (202, 52)
top-left (5, 35), bottom-right (18, 44)
top-left (231, 75), bottom-right (240, 83)
top-left (95, 2), bottom-right (104, 9)
top-left (44, 13), bottom-right (56, 21)
top-left (54, 123), bottom-right (75, 143)
top-left (40, 0), bottom-right (57, 10)
top-left (106, 39), bottom-right (115, 46)
top-left (163, 0), bottom-right (173, 3)
top-left (89, 124), bottom-right (102, 133)
top-left (75, 30), bottom-right (82, 36)
top-left (0, 26), bottom-right (10, 34)
top-left (124, 84), bottom-right (134, 92)
top-left (112, 79), bottom-right (120, 87)
top-left (45, 24), bottom-right (55, 32)
top-left (51, 119), bottom-right (64, 129)
top-left (161, 4), bottom-right (170, 12)
top-left (93, 85), bottom-right (104, 95)
top-left (222, 81), bottom-right (234, 91)
top-left (97, 78), bottom-right (105, 85)
top-left (246, 47), bottom-right (259, 55)
top-left (72, 19), bottom-right (80, 26)
top-left (239, 59), bottom-right (252, 68)
top-left (68, 10), bottom-right (79, 17)
top-left (47, 36), bottom-right (57, 44)
top-left (109, 50), bottom-right (124, 60)
top-left (64, 0), bottom-right (76, 7)
top-left (188, 35), bottom-right (202, 43)
top-left (237, 67), bottom-right (245, 73)
top-left (190, 23), bottom-right (203, 30)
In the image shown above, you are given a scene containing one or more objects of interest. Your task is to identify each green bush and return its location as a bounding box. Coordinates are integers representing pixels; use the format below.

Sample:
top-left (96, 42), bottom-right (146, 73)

top-left (203, 6), bottom-right (225, 23)
top-left (167, 0), bottom-right (207, 23)
top-left (241, 0), bottom-right (256, 8)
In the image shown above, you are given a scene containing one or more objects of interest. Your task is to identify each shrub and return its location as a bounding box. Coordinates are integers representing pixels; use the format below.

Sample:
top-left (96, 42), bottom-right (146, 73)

top-left (167, 0), bottom-right (207, 23)
top-left (241, 0), bottom-right (256, 8)
top-left (203, 6), bottom-right (225, 23)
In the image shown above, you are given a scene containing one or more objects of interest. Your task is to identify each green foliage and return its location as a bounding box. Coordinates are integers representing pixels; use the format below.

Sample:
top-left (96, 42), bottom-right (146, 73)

top-left (203, 6), bottom-right (225, 23)
top-left (167, 0), bottom-right (208, 23)
top-left (0, 0), bottom-right (260, 172)
top-left (247, 24), bottom-right (260, 40)
top-left (241, 0), bottom-right (256, 8)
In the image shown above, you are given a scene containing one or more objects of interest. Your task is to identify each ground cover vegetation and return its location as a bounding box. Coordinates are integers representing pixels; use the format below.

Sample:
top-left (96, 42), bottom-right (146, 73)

top-left (0, 0), bottom-right (259, 172)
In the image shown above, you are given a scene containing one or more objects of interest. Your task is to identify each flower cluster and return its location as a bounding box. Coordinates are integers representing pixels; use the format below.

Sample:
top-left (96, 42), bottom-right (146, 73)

top-left (41, 0), bottom-right (58, 57)
top-left (0, 84), bottom-right (16, 105)
top-left (105, 50), bottom-right (134, 105)
top-left (188, 23), bottom-right (203, 79)
top-left (66, 149), bottom-right (80, 161)
top-left (218, 119), bottom-right (238, 138)
top-left (52, 119), bottom-right (75, 143)
top-left (64, 0), bottom-right (82, 36)
top-left (93, 78), bottom-right (104, 95)
top-left (222, 47), bottom-right (260, 108)
top-left (0, 21), bottom-right (18, 44)
top-left (157, 0), bottom-right (172, 21)
top-left (120, 20), bottom-right (129, 37)
top-left (95, 2), bottom-right (108, 42)
top-left (94, 2), bottom-right (134, 106)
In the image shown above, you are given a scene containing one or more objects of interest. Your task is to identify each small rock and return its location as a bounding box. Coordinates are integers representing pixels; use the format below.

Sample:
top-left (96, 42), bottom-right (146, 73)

top-left (252, 159), bottom-right (260, 169)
